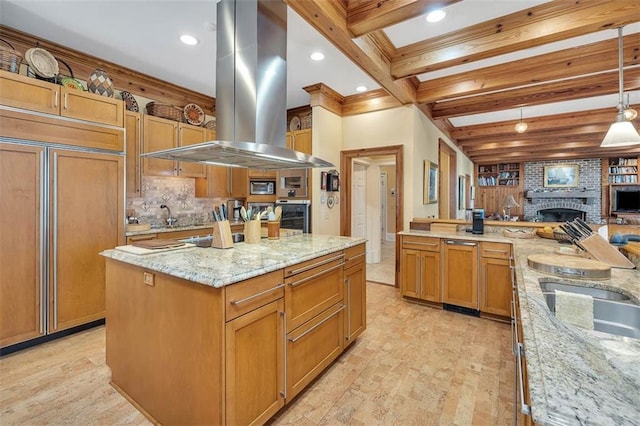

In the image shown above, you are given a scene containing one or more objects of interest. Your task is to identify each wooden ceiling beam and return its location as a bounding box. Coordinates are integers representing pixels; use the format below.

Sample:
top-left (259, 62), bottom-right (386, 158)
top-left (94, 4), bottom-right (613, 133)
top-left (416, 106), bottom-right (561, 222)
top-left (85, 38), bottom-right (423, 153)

top-left (391, 0), bottom-right (640, 79)
top-left (469, 145), bottom-right (640, 163)
top-left (416, 36), bottom-right (639, 103)
top-left (431, 67), bottom-right (640, 119)
top-left (346, 0), bottom-right (462, 37)
top-left (286, 0), bottom-right (416, 105)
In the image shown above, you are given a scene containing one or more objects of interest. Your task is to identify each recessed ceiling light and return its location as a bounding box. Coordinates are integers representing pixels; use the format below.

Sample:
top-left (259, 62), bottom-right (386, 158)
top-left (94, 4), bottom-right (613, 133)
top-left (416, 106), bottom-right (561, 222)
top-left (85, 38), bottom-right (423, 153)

top-left (310, 52), bottom-right (325, 61)
top-left (355, 85), bottom-right (367, 93)
top-left (426, 9), bottom-right (446, 23)
top-left (180, 34), bottom-right (199, 46)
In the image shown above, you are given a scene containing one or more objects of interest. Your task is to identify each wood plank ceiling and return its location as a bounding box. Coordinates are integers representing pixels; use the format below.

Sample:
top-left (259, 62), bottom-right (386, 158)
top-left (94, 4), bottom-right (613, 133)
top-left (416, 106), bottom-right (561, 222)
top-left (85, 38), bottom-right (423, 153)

top-left (287, 0), bottom-right (640, 163)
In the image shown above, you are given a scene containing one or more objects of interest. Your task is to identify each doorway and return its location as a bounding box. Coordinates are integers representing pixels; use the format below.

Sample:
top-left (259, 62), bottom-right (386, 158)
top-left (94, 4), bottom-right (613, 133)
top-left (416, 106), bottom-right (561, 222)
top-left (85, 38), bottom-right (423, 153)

top-left (341, 145), bottom-right (403, 287)
top-left (439, 139), bottom-right (457, 219)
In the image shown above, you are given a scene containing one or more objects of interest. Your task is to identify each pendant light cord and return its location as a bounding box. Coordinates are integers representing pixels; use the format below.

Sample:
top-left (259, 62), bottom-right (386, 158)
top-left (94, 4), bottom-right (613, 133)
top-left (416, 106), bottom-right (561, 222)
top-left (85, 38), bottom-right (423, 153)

top-left (617, 27), bottom-right (624, 112)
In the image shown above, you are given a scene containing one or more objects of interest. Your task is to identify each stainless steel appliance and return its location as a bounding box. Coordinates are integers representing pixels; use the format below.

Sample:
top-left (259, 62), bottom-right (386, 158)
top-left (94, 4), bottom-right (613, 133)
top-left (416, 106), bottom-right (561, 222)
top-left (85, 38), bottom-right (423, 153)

top-left (277, 169), bottom-right (308, 198)
top-left (276, 199), bottom-right (311, 233)
top-left (249, 180), bottom-right (275, 195)
top-left (247, 202), bottom-right (275, 221)
top-left (227, 199), bottom-right (245, 221)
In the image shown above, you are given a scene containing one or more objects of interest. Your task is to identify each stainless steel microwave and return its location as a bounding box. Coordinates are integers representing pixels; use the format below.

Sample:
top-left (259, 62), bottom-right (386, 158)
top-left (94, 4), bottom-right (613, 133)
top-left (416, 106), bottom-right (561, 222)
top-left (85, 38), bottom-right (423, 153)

top-left (277, 169), bottom-right (308, 198)
top-left (249, 180), bottom-right (275, 195)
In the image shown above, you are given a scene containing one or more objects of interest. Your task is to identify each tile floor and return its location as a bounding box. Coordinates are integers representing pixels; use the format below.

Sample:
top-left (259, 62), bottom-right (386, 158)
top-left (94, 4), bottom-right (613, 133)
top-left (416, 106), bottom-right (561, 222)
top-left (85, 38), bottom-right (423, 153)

top-left (366, 240), bottom-right (395, 286)
top-left (0, 283), bottom-right (514, 425)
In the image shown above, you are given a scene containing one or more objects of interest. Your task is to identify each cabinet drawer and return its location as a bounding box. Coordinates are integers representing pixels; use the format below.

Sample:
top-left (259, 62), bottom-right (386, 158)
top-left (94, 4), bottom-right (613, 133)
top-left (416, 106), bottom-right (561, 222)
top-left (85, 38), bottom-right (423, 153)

top-left (344, 243), bottom-right (365, 269)
top-left (402, 235), bottom-right (440, 252)
top-left (284, 252), bottom-right (344, 331)
top-left (481, 242), bottom-right (511, 259)
top-left (286, 303), bottom-right (344, 400)
top-left (225, 270), bottom-right (284, 321)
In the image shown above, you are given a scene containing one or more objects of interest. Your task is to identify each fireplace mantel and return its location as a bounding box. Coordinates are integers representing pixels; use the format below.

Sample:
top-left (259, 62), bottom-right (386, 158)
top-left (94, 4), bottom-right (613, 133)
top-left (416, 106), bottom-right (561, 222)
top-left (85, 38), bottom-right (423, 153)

top-left (525, 190), bottom-right (600, 204)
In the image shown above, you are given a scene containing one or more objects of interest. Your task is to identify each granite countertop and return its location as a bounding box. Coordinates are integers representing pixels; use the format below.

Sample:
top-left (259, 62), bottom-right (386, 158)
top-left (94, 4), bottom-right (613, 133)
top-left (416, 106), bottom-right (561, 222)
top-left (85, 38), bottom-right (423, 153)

top-left (126, 221), bottom-right (246, 236)
top-left (101, 234), bottom-right (365, 288)
top-left (400, 230), bottom-right (640, 425)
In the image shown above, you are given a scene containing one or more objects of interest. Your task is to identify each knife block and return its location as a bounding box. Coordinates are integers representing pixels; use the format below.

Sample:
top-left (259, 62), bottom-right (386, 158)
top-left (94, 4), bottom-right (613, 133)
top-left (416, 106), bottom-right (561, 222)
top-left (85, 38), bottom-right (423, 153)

top-left (244, 220), bottom-right (262, 244)
top-left (212, 220), bottom-right (234, 249)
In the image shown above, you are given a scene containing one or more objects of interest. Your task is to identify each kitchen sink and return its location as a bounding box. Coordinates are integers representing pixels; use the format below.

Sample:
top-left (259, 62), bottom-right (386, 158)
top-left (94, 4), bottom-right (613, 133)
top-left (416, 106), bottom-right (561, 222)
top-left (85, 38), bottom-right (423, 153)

top-left (539, 281), bottom-right (640, 339)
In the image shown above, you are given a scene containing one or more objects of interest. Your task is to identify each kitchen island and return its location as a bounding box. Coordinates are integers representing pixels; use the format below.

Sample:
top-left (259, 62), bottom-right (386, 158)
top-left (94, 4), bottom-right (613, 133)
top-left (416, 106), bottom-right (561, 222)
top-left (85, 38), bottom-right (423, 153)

top-left (101, 234), bottom-right (366, 425)
top-left (400, 229), bottom-right (639, 425)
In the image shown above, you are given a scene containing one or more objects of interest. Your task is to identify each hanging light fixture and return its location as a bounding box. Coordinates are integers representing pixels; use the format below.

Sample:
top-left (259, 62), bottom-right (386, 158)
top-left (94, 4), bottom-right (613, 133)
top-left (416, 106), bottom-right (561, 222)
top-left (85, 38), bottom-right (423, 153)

top-left (623, 94), bottom-right (638, 121)
top-left (601, 27), bottom-right (640, 147)
top-left (515, 108), bottom-right (528, 133)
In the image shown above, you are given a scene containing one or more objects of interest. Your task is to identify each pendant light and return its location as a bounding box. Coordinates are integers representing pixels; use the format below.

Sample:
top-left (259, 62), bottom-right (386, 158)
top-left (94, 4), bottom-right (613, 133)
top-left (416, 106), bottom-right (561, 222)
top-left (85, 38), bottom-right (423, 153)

top-left (515, 108), bottom-right (528, 133)
top-left (601, 27), bottom-right (640, 147)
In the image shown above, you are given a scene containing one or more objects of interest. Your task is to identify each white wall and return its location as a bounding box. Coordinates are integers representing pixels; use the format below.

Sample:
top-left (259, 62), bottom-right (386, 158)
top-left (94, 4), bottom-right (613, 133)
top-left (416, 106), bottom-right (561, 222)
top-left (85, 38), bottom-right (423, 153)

top-left (311, 107), bottom-right (342, 235)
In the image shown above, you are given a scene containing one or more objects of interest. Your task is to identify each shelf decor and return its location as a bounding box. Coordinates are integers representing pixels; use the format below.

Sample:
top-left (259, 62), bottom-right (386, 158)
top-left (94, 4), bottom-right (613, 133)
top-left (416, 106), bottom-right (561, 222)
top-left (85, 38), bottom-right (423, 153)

top-left (424, 160), bottom-right (438, 204)
top-left (543, 164), bottom-right (578, 188)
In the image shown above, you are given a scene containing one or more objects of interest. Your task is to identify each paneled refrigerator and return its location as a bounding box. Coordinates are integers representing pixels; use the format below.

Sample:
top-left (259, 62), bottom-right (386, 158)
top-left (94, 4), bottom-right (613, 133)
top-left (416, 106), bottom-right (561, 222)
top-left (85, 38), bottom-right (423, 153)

top-left (0, 139), bottom-right (124, 350)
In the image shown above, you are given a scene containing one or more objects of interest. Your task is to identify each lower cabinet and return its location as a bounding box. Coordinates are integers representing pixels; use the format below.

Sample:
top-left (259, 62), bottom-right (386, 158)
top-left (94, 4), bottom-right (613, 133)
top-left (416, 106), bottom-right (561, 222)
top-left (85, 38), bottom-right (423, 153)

top-left (344, 244), bottom-right (366, 346)
top-left (513, 287), bottom-right (534, 425)
top-left (442, 239), bottom-right (478, 309)
top-left (400, 235), bottom-right (441, 302)
top-left (480, 242), bottom-right (512, 317)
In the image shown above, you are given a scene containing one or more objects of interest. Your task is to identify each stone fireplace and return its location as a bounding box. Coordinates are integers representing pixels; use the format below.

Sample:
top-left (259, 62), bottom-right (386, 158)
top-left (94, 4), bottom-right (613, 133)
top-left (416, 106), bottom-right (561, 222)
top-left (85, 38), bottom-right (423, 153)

top-left (523, 159), bottom-right (602, 223)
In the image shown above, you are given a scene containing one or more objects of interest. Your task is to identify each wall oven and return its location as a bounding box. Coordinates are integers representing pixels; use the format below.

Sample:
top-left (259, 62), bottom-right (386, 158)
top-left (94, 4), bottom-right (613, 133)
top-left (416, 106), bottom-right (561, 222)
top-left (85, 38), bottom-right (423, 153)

top-left (277, 169), bottom-right (308, 198)
top-left (276, 199), bottom-right (311, 233)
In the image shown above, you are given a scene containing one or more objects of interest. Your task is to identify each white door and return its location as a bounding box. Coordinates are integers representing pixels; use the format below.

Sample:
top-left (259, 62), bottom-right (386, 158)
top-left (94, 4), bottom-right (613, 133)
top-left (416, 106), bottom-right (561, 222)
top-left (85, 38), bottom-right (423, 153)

top-left (380, 172), bottom-right (387, 241)
top-left (351, 163), bottom-right (366, 239)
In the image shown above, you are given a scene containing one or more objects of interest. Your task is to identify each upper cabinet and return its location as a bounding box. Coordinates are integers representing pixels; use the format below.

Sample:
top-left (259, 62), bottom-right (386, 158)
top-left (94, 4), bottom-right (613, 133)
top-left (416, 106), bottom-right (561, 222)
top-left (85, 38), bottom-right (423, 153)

top-left (141, 115), bottom-right (207, 178)
top-left (195, 129), bottom-right (248, 198)
top-left (286, 128), bottom-right (312, 154)
top-left (125, 111), bottom-right (142, 196)
top-left (0, 70), bottom-right (123, 127)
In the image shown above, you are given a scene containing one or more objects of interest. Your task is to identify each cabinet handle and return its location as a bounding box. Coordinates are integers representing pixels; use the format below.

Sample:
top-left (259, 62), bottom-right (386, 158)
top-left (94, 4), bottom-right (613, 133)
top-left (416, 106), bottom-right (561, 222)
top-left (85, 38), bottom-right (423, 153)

top-left (485, 249), bottom-right (508, 254)
top-left (287, 253), bottom-right (344, 276)
top-left (280, 311), bottom-right (287, 399)
top-left (288, 305), bottom-right (344, 343)
top-left (406, 241), bottom-right (438, 247)
top-left (230, 283), bottom-right (285, 305)
top-left (52, 152), bottom-right (59, 329)
top-left (63, 93), bottom-right (68, 110)
top-left (345, 252), bottom-right (366, 262)
top-left (288, 263), bottom-right (344, 287)
top-left (345, 278), bottom-right (351, 341)
top-left (54, 91), bottom-right (58, 108)
top-left (446, 240), bottom-right (476, 246)
top-left (39, 150), bottom-right (45, 334)
top-left (516, 342), bottom-right (531, 416)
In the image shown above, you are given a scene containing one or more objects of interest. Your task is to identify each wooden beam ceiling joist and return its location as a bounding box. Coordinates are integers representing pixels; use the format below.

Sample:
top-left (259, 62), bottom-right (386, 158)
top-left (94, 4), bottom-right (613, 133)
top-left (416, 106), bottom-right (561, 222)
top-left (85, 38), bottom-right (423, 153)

top-left (391, 0), bottom-right (640, 79)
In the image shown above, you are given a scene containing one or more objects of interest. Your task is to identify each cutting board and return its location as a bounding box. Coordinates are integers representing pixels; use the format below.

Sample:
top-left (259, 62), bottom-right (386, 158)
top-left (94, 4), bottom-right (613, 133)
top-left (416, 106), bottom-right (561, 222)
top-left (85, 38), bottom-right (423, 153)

top-left (527, 254), bottom-right (611, 280)
top-left (132, 239), bottom-right (186, 249)
top-left (115, 243), bottom-right (194, 255)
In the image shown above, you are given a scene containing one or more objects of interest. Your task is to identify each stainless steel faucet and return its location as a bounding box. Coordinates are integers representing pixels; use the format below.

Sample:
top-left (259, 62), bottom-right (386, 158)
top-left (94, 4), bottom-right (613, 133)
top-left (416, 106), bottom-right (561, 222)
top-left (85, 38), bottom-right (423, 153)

top-left (160, 204), bottom-right (178, 227)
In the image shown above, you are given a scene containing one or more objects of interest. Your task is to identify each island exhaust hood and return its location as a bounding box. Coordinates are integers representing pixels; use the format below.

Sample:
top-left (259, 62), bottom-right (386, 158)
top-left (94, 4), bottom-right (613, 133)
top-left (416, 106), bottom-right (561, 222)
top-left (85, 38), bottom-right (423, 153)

top-left (141, 0), bottom-right (333, 170)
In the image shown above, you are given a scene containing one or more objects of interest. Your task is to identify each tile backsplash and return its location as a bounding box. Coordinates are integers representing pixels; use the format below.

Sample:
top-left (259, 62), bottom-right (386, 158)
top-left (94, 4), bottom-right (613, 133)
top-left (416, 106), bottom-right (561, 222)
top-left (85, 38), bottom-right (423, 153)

top-left (127, 176), bottom-right (225, 227)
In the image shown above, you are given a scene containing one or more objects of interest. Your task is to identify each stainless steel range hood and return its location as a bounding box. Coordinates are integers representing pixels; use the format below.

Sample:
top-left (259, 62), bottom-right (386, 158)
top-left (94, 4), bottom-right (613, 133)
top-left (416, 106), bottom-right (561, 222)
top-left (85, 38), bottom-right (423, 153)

top-left (141, 0), bottom-right (332, 170)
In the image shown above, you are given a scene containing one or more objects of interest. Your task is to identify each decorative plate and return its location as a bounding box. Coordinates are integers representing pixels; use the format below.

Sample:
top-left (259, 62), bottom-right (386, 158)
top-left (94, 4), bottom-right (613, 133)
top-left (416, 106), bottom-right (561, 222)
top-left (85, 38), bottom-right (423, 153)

top-left (25, 47), bottom-right (59, 78)
top-left (120, 91), bottom-right (139, 112)
top-left (289, 116), bottom-right (301, 131)
top-left (183, 103), bottom-right (205, 126)
top-left (60, 76), bottom-right (85, 91)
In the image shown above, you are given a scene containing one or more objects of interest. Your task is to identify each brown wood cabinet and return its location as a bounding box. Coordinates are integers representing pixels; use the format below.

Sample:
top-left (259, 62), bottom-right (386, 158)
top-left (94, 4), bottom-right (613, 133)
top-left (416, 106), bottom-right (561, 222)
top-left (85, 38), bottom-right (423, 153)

top-left (442, 239), bottom-right (478, 309)
top-left (286, 128), bottom-right (312, 154)
top-left (344, 243), bottom-right (366, 347)
top-left (0, 70), bottom-right (124, 127)
top-left (479, 242), bottom-right (512, 318)
top-left (513, 288), bottom-right (535, 425)
top-left (124, 110), bottom-right (142, 196)
top-left (0, 141), bottom-right (124, 348)
top-left (195, 130), bottom-right (248, 198)
top-left (400, 235), bottom-right (441, 302)
top-left (225, 270), bottom-right (285, 425)
top-left (141, 115), bottom-right (207, 178)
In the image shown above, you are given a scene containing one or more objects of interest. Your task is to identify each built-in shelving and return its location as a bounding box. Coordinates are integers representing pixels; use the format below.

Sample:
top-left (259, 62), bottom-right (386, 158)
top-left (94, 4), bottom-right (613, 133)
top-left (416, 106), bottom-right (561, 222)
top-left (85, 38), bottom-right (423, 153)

top-left (477, 162), bottom-right (520, 186)
top-left (608, 157), bottom-right (638, 184)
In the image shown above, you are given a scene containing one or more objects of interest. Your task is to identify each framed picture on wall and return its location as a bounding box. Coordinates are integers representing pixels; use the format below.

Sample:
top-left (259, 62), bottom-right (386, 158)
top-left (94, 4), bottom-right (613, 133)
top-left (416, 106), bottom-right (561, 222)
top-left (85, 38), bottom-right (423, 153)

top-left (423, 160), bottom-right (438, 204)
top-left (543, 164), bottom-right (579, 188)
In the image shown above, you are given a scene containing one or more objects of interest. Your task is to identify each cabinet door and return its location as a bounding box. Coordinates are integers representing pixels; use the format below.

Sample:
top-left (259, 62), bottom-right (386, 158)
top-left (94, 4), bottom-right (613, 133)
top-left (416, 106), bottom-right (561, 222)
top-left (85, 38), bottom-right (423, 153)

top-left (421, 250), bottom-right (441, 302)
top-left (178, 124), bottom-right (206, 177)
top-left (142, 115), bottom-right (177, 176)
top-left (226, 299), bottom-right (285, 425)
top-left (0, 70), bottom-right (59, 115)
top-left (480, 257), bottom-right (512, 316)
top-left (286, 303), bottom-right (344, 400)
top-left (230, 167), bottom-right (248, 198)
top-left (290, 129), bottom-right (312, 154)
top-left (125, 110), bottom-right (142, 196)
top-left (0, 143), bottom-right (45, 348)
top-left (401, 249), bottom-right (421, 298)
top-left (442, 240), bottom-right (478, 309)
top-left (50, 149), bottom-right (124, 332)
top-left (60, 87), bottom-right (124, 127)
top-left (203, 165), bottom-right (231, 198)
top-left (344, 261), bottom-right (366, 347)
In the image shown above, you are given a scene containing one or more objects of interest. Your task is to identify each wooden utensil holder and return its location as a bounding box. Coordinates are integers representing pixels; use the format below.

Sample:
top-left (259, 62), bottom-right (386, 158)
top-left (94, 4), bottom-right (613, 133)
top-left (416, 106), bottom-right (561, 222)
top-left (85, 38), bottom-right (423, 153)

top-left (267, 221), bottom-right (280, 239)
top-left (212, 220), bottom-right (234, 249)
top-left (244, 220), bottom-right (262, 244)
